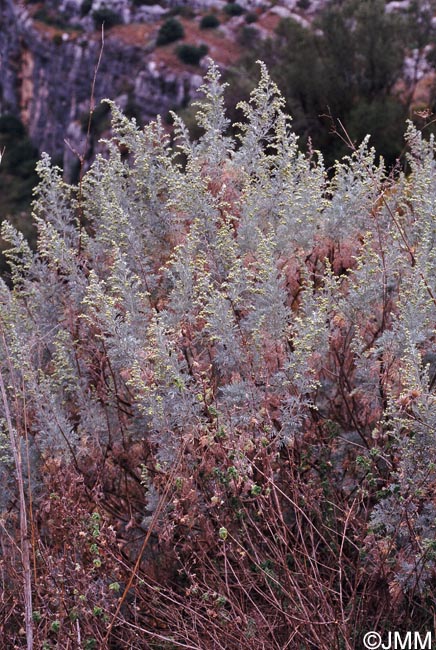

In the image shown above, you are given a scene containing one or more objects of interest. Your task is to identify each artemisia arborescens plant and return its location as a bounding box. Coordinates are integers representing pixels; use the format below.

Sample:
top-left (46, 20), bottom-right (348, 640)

top-left (1, 61), bottom-right (436, 649)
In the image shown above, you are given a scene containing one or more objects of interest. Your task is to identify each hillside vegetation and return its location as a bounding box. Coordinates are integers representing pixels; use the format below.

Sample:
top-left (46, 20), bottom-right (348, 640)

top-left (2, 62), bottom-right (436, 649)
top-left (3, 0), bottom-right (436, 237)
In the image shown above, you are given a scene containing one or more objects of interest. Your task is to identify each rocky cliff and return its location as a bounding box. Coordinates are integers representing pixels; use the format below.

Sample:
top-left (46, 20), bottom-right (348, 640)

top-left (0, 1), bottom-right (214, 179)
top-left (0, 0), bottom-right (429, 183)
top-left (1, 0), bottom-right (336, 177)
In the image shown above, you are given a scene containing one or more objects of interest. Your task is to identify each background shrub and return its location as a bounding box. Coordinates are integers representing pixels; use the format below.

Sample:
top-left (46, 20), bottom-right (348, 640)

top-left (200, 13), bottom-right (220, 29)
top-left (3, 140), bottom-right (39, 177)
top-left (224, 3), bottom-right (245, 16)
top-left (176, 43), bottom-right (208, 65)
top-left (0, 115), bottom-right (38, 276)
top-left (156, 17), bottom-right (184, 45)
top-left (92, 7), bottom-right (122, 29)
top-left (0, 115), bottom-right (25, 138)
top-left (0, 116), bottom-right (38, 179)
top-left (244, 11), bottom-right (258, 23)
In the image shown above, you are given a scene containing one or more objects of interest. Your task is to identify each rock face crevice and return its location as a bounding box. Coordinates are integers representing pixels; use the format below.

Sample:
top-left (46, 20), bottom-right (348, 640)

top-left (1, 1), bottom-right (203, 179)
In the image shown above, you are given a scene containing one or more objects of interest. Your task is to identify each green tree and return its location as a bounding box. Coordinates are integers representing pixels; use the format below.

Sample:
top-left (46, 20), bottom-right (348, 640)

top-left (329, 0), bottom-right (404, 99)
top-left (233, 0), bottom-right (410, 167)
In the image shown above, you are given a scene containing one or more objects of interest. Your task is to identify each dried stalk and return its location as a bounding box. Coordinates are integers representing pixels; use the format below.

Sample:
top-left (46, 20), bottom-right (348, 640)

top-left (0, 363), bottom-right (33, 649)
